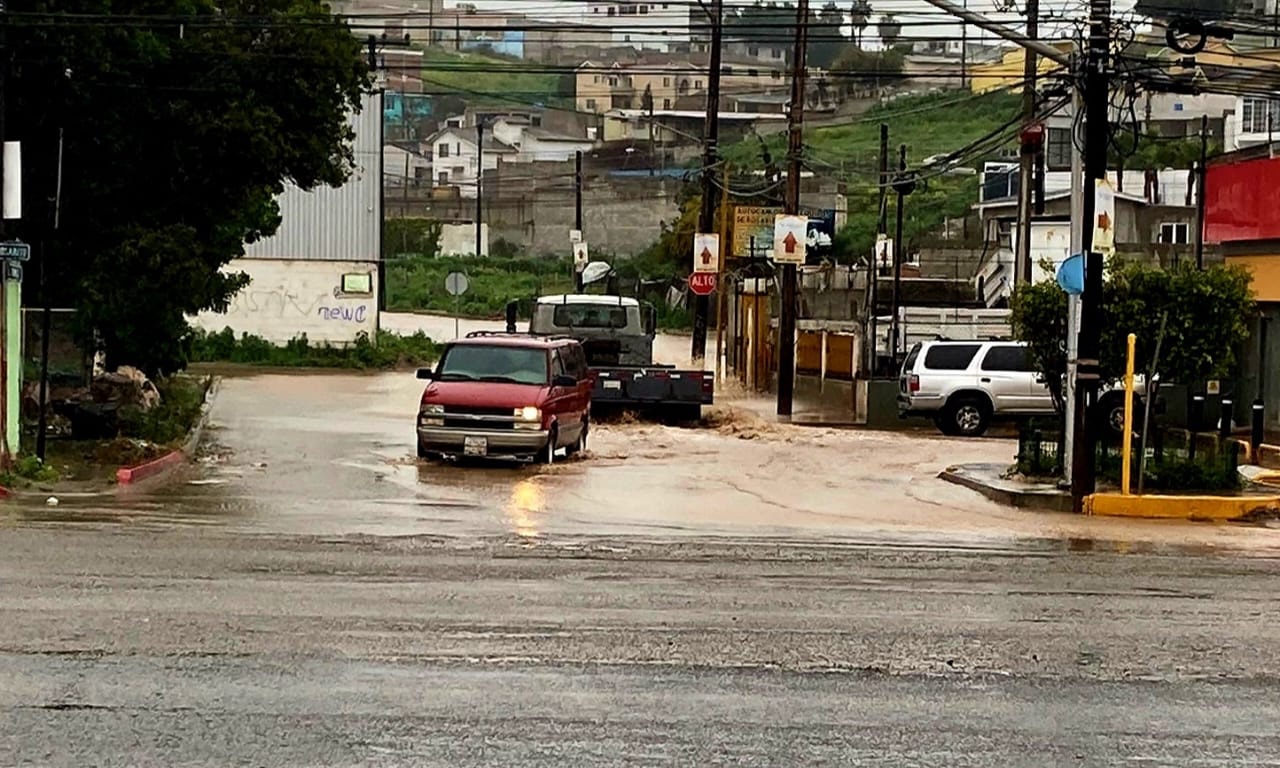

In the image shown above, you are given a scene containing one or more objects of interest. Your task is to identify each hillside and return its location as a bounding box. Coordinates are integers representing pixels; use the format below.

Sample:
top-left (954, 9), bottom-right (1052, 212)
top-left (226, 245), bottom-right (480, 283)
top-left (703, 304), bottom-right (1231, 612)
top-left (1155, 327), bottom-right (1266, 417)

top-left (418, 48), bottom-right (567, 106)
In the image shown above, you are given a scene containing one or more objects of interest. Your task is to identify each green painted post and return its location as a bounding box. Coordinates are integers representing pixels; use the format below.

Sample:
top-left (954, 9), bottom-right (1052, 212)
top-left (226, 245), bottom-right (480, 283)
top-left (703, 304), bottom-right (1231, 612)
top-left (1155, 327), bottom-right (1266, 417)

top-left (6, 276), bottom-right (19, 453)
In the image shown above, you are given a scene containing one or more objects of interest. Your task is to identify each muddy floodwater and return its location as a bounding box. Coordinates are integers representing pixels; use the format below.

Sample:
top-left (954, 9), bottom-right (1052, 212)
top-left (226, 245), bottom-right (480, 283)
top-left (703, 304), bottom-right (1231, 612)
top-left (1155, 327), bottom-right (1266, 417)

top-left (6, 361), bottom-right (1280, 556)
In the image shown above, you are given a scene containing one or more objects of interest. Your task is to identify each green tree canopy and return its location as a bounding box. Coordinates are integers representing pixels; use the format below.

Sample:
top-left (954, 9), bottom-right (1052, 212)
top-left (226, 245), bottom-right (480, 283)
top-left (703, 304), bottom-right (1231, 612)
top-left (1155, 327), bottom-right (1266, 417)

top-left (1011, 262), bottom-right (1255, 410)
top-left (11, 0), bottom-right (371, 374)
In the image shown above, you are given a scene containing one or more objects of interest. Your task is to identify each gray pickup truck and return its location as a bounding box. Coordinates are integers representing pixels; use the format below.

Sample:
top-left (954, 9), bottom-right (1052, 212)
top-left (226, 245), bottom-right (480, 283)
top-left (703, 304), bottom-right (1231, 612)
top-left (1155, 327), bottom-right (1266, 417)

top-left (506, 294), bottom-right (713, 420)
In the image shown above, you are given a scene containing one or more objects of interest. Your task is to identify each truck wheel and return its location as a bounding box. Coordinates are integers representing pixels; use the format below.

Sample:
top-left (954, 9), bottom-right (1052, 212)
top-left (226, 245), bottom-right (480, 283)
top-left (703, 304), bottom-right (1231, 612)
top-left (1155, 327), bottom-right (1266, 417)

top-left (539, 426), bottom-right (559, 465)
top-left (1094, 394), bottom-right (1143, 440)
top-left (942, 396), bottom-right (990, 437)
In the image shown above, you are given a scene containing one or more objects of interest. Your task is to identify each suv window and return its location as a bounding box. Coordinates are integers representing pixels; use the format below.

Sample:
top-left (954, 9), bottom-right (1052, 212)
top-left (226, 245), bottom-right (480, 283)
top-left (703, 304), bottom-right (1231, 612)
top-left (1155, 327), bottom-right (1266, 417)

top-left (902, 344), bottom-right (921, 373)
top-left (551, 351), bottom-right (567, 378)
top-left (980, 345), bottom-right (1031, 372)
top-left (923, 344), bottom-right (981, 371)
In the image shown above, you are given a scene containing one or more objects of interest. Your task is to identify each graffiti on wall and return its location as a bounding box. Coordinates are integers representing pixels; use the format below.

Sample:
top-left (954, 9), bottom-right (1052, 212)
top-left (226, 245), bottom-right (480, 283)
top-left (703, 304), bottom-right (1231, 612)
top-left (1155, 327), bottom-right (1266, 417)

top-left (318, 305), bottom-right (368, 323)
top-left (224, 284), bottom-right (372, 323)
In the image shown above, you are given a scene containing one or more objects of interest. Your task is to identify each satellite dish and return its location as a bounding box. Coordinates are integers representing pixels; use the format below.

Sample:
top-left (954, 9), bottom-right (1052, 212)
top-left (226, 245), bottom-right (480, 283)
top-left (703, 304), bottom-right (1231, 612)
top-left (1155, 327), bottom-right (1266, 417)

top-left (581, 261), bottom-right (613, 285)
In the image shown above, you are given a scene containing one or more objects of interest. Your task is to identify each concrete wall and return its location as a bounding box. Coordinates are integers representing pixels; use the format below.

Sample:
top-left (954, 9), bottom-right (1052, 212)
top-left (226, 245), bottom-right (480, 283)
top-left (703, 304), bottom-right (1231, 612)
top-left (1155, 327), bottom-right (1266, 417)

top-left (192, 259), bottom-right (379, 345)
top-left (439, 223), bottom-right (491, 257)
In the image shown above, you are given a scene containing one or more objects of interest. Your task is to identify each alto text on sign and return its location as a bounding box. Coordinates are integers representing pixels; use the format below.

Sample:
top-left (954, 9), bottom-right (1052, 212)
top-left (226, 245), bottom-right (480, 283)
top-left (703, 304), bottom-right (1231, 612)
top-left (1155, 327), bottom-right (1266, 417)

top-left (688, 272), bottom-right (717, 296)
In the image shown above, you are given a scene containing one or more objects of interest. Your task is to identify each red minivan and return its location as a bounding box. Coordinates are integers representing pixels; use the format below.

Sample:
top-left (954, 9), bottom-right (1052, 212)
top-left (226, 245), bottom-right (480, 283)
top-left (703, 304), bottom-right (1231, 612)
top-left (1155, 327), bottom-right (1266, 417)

top-left (415, 334), bottom-right (594, 464)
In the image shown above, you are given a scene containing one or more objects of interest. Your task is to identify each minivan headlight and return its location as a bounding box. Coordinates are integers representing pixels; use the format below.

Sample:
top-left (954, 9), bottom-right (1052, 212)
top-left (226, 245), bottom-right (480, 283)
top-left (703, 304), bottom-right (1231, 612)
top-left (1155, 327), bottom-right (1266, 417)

top-left (422, 404), bottom-right (445, 415)
top-left (514, 406), bottom-right (541, 429)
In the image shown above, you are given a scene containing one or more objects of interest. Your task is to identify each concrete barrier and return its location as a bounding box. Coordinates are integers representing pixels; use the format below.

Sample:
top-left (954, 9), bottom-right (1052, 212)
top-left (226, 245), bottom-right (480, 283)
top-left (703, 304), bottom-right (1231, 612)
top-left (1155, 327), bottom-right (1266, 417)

top-left (1085, 492), bottom-right (1280, 521)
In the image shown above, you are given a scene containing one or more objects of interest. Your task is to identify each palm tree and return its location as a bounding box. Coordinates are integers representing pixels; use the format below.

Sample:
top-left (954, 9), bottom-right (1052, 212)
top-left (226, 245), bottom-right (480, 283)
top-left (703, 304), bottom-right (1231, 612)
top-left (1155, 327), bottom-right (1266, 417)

top-left (877, 12), bottom-right (902, 48)
top-left (849, 0), bottom-right (872, 48)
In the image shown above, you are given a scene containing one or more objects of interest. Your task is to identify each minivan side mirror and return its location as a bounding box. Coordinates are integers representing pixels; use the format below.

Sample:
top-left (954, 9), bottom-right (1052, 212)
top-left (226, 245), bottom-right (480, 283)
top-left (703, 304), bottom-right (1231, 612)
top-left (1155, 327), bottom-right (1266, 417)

top-left (553, 374), bottom-right (577, 388)
top-left (416, 368), bottom-right (435, 380)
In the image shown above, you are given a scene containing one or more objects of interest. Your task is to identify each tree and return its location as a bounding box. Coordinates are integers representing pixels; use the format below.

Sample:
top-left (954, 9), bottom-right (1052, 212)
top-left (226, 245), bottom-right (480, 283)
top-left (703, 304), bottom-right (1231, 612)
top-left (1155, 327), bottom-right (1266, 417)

top-left (876, 13), bottom-right (902, 47)
top-left (1011, 262), bottom-right (1255, 411)
top-left (808, 2), bottom-right (848, 70)
top-left (830, 47), bottom-right (905, 96)
top-left (10, 0), bottom-right (371, 375)
top-left (849, 0), bottom-right (873, 47)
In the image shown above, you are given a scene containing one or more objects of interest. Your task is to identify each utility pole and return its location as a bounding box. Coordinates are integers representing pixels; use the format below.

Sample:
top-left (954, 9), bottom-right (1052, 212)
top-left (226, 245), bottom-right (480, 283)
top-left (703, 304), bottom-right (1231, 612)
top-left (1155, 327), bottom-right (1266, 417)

top-left (714, 162), bottom-right (730, 381)
top-left (1069, 0), bottom-right (1111, 513)
top-left (890, 144), bottom-right (909, 362)
top-left (574, 150), bottom-right (584, 292)
top-left (777, 0), bottom-right (809, 418)
top-left (475, 120), bottom-right (483, 258)
top-left (37, 128), bottom-right (63, 462)
top-left (1195, 113), bottom-right (1208, 269)
top-left (0, 0), bottom-right (9, 468)
top-left (1015, 0), bottom-right (1039, 285)
top-left (1064, 84), bottom-right (1083, 486)
top-left (692, 0), bottom-right (723, 363)
top-left (867, 123), bottom-right (888, 376)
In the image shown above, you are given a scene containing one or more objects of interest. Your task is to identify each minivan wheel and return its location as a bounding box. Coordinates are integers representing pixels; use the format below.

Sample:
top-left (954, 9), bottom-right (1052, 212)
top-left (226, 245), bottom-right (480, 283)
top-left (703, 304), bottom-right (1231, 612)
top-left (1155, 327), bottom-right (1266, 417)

top-left (566, 418), bottom-right (588, 456)
top-left (942, 396), bottom-right (991, 437)
top-left (539, 426), bottom-right (559, 465)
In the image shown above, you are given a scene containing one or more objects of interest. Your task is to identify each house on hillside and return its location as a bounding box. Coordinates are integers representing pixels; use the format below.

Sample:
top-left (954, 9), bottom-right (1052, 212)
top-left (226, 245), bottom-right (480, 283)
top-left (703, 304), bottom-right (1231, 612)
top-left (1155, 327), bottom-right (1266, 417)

top-left (384, 141), bottom-right (432, 187)
top-left (427, 124), bottom-right (516, 198)
top-left (490, 117), bottom-right (595, 161)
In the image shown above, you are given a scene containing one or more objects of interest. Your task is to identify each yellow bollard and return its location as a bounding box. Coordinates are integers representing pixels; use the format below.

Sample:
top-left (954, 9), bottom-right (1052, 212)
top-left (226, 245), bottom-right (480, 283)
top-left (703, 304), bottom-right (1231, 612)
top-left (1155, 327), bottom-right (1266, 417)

top-left (1121, 332), bottom-right (1136, 495)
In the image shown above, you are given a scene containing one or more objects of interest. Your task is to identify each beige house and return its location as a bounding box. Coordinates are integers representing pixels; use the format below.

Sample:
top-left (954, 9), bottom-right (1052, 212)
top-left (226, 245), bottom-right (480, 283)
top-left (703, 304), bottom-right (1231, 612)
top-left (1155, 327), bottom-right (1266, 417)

top-left (575, 58), bottom-right (794, 115)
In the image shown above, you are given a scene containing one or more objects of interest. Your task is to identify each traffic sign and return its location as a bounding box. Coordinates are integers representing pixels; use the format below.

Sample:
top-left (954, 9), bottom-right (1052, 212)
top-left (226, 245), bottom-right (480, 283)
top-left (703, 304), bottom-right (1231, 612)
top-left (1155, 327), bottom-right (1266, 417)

top-left (732, 205), bottom-right (781, 257)
top-left (692, 232), bottom-right (719, 274)
top-left (688, 272), bottom-right (717, 296)
top-left (0, 240), bottom-right (30, 261)
top-left (569, 229), bottom-right (582, 244)
top-left (444, 272), bottom-right (469, 296)
top-left (772, 214), bottom-right (807, 264)
top-left (574, 242), bottom-right (590, 271)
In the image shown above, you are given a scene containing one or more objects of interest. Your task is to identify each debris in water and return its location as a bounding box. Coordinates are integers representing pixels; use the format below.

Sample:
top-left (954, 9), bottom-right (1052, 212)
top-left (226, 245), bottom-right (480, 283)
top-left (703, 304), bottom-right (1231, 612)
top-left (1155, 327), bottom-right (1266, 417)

top-left (46, 497), bottom-right (59, 507)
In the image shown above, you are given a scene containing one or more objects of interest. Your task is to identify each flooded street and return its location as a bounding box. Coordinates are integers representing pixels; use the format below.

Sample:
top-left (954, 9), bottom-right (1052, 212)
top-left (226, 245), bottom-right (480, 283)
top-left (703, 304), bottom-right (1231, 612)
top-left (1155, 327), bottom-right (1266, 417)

top-left (5, 339), bottom-right (1280, 765)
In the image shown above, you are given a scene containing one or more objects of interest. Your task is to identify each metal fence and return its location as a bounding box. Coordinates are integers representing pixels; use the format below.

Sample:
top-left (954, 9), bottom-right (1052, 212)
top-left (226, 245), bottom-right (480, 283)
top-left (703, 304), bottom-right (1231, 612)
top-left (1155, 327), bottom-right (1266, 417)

top-left (1016, 417), bottom-right (1241, 492)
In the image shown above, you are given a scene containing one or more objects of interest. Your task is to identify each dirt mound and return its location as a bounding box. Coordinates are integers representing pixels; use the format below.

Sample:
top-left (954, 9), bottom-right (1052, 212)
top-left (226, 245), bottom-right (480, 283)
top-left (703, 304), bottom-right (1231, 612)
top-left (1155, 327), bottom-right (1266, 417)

top-left (699, 405), bottom-right (788, 441)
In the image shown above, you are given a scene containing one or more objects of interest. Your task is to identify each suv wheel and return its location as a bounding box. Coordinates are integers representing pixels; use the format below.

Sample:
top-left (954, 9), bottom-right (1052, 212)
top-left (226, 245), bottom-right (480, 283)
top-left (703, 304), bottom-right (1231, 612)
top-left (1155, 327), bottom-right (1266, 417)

top-left (1095, 393), bottom-right (1143, 439)
top-left (941, 396), bottom-right (991, 437)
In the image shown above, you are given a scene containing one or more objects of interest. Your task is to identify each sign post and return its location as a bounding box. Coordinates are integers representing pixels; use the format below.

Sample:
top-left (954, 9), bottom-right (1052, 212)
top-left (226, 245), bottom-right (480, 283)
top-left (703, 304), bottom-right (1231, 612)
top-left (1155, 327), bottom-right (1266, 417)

top-left (689, 272), bottom-right (717, 296)
top-left (692, 232), bottom-right (719, 274)
top-left (772, 214), bottom-right (807, 265)
top-left (445, 271), bottom-right (469, 339)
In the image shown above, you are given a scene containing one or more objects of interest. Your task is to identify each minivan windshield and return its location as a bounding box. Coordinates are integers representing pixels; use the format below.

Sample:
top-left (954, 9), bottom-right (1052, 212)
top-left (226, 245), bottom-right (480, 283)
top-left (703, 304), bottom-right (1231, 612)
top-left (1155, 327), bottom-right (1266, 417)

top-left (435, 344), bottom-right (548, 386)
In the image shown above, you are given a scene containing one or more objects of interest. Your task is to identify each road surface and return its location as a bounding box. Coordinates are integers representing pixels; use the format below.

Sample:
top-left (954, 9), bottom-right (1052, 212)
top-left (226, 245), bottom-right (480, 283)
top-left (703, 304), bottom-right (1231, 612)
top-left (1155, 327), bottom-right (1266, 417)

top-left (3, 365), bottom-right (1280, 766)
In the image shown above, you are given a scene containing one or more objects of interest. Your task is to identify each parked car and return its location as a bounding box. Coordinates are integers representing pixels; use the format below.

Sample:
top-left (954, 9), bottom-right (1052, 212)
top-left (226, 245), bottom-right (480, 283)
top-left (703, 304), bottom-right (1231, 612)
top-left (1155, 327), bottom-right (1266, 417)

top-left (415, 334), bottom-right (593, 463)
top-left (897, 340), bottom-right (1147, 437)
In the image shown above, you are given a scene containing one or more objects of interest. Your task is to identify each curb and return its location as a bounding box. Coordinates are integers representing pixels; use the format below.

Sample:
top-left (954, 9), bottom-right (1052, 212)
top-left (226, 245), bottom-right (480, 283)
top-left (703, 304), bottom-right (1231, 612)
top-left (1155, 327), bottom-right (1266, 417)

top-left (939, 465), bottom-right (1074, 513)
top-left (1084, 492), bottom-right (1280, 521)
top-left (116, 376), bottom-right (220, 487)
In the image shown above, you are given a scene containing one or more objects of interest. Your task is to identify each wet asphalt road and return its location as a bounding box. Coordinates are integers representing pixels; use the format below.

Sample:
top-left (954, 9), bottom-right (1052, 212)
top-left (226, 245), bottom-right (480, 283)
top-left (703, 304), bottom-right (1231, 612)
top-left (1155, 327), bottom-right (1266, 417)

top-left (4, 365), bottom-right (1280, 765)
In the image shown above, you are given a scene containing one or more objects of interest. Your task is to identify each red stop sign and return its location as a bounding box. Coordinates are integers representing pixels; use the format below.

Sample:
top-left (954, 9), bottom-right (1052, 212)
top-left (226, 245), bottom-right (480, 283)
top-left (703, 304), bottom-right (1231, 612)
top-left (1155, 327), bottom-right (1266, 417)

top-left (688, 272), bottom-right (717, 296)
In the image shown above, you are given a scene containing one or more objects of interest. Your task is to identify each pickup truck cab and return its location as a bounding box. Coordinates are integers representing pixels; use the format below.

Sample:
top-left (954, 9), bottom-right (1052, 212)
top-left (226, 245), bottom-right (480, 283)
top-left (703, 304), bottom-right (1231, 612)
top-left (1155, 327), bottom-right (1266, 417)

top-left (416, 334), bottom-right (593, 464)
top-left (511, 294), bottom-right (714, 420)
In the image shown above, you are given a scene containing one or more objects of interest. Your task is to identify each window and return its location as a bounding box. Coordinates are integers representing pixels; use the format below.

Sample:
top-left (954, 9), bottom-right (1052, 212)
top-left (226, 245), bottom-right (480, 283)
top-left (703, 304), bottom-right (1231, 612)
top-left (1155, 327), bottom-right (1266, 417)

top-left (770, 69), bottom-right (781, 80)
top-left (438, 171), bottom-right (449, 184)
top-left (593, 75), bottom-right (600, 83)
top-left (1159, 222), bottom-right (1190, 244)
top-left (747, 68), bottom-right (759, 77)
top-left (436, 345), bottom-right (549, 386)
top-left (1241, 97), bottom-right (1280, 134)
top-left (608, 6), bottom-right (615, 14)
top-left (551, 351), bottom-right (566, 378)
top-left (694, 79), bottom-right (702, 88)
top-left (438, 143), bottom-right (449, 158)
top-left (771, 47), bottom-right (783, 58)
top-left (722, 66), bottom-right (734, 75)
top-left (553, 304), bottom-right (629, 329)
top-left (663, 76), bottom-right (670, 86)
top-left (586, 98), bottom-right (597, 110)
top-left (640, 4), bottom-right (648, 12)
top-left (748, 45), bottom-right (759, 56)
top-left (923, 344), bottom-right (981, 371)
top-left (663, 98), bottom-right (671, 109)
top-left (1045, 126), bottom-right (1071, 171)
top-left (980, 345), bottom-right (1031, 372)
top-left (608, 76), bottom-right (618, 86)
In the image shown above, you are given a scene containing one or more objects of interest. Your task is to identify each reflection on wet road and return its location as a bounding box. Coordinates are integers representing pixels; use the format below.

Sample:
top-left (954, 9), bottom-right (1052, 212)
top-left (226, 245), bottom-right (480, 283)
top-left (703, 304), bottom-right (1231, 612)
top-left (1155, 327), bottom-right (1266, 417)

top-left (4, 368), bottom-right (1280, 555)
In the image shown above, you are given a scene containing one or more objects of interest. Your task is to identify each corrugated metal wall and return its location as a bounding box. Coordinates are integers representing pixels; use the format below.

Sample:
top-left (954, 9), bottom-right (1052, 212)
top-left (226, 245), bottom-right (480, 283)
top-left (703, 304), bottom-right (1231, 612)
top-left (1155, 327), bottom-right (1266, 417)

top-left (244, 91), bottom-right (383, 262)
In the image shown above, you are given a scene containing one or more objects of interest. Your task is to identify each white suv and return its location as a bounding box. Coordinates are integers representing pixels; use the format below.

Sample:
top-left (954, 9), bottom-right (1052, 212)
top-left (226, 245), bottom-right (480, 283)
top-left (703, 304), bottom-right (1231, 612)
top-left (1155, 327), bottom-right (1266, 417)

top-left (897, 341), bottom-right (1143, 437)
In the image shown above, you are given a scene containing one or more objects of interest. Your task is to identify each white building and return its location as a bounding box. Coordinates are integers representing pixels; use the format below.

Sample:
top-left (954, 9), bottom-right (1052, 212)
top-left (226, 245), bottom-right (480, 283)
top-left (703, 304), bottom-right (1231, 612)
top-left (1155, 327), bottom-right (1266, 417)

top-left (428, 125), bottom-right (516, 198)
top-left (192, 91), bottom-right (383, 346)
top-left (1226, 95), bottom-right (1280, 151)
top-left (383, 142), bottom-right (432, 187)
top-left (576, 1), bottom-right (692, 51)
top-left (490, 117), bottom-right (595, 162)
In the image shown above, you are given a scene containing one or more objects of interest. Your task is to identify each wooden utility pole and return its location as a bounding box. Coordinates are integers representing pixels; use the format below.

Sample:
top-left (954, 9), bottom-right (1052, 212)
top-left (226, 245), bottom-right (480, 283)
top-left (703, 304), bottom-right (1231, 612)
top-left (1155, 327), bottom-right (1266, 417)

top-left (475, 120), bottom-right (484, 258)
top-left (1015, 0), bottom-right (1039, 285)
top-left (777, 0), bottom-right (809, 417)
top-left (1195, 113), bottom-right (1208, 269)
top-left (692, 0), bottom-right (723, 363)
top-left (714, 162), bottom-right (730, 381)
top-left (1069, 0), bottom-right (1111, 513)
top-left (575, 150), bottom-right (585, 291)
